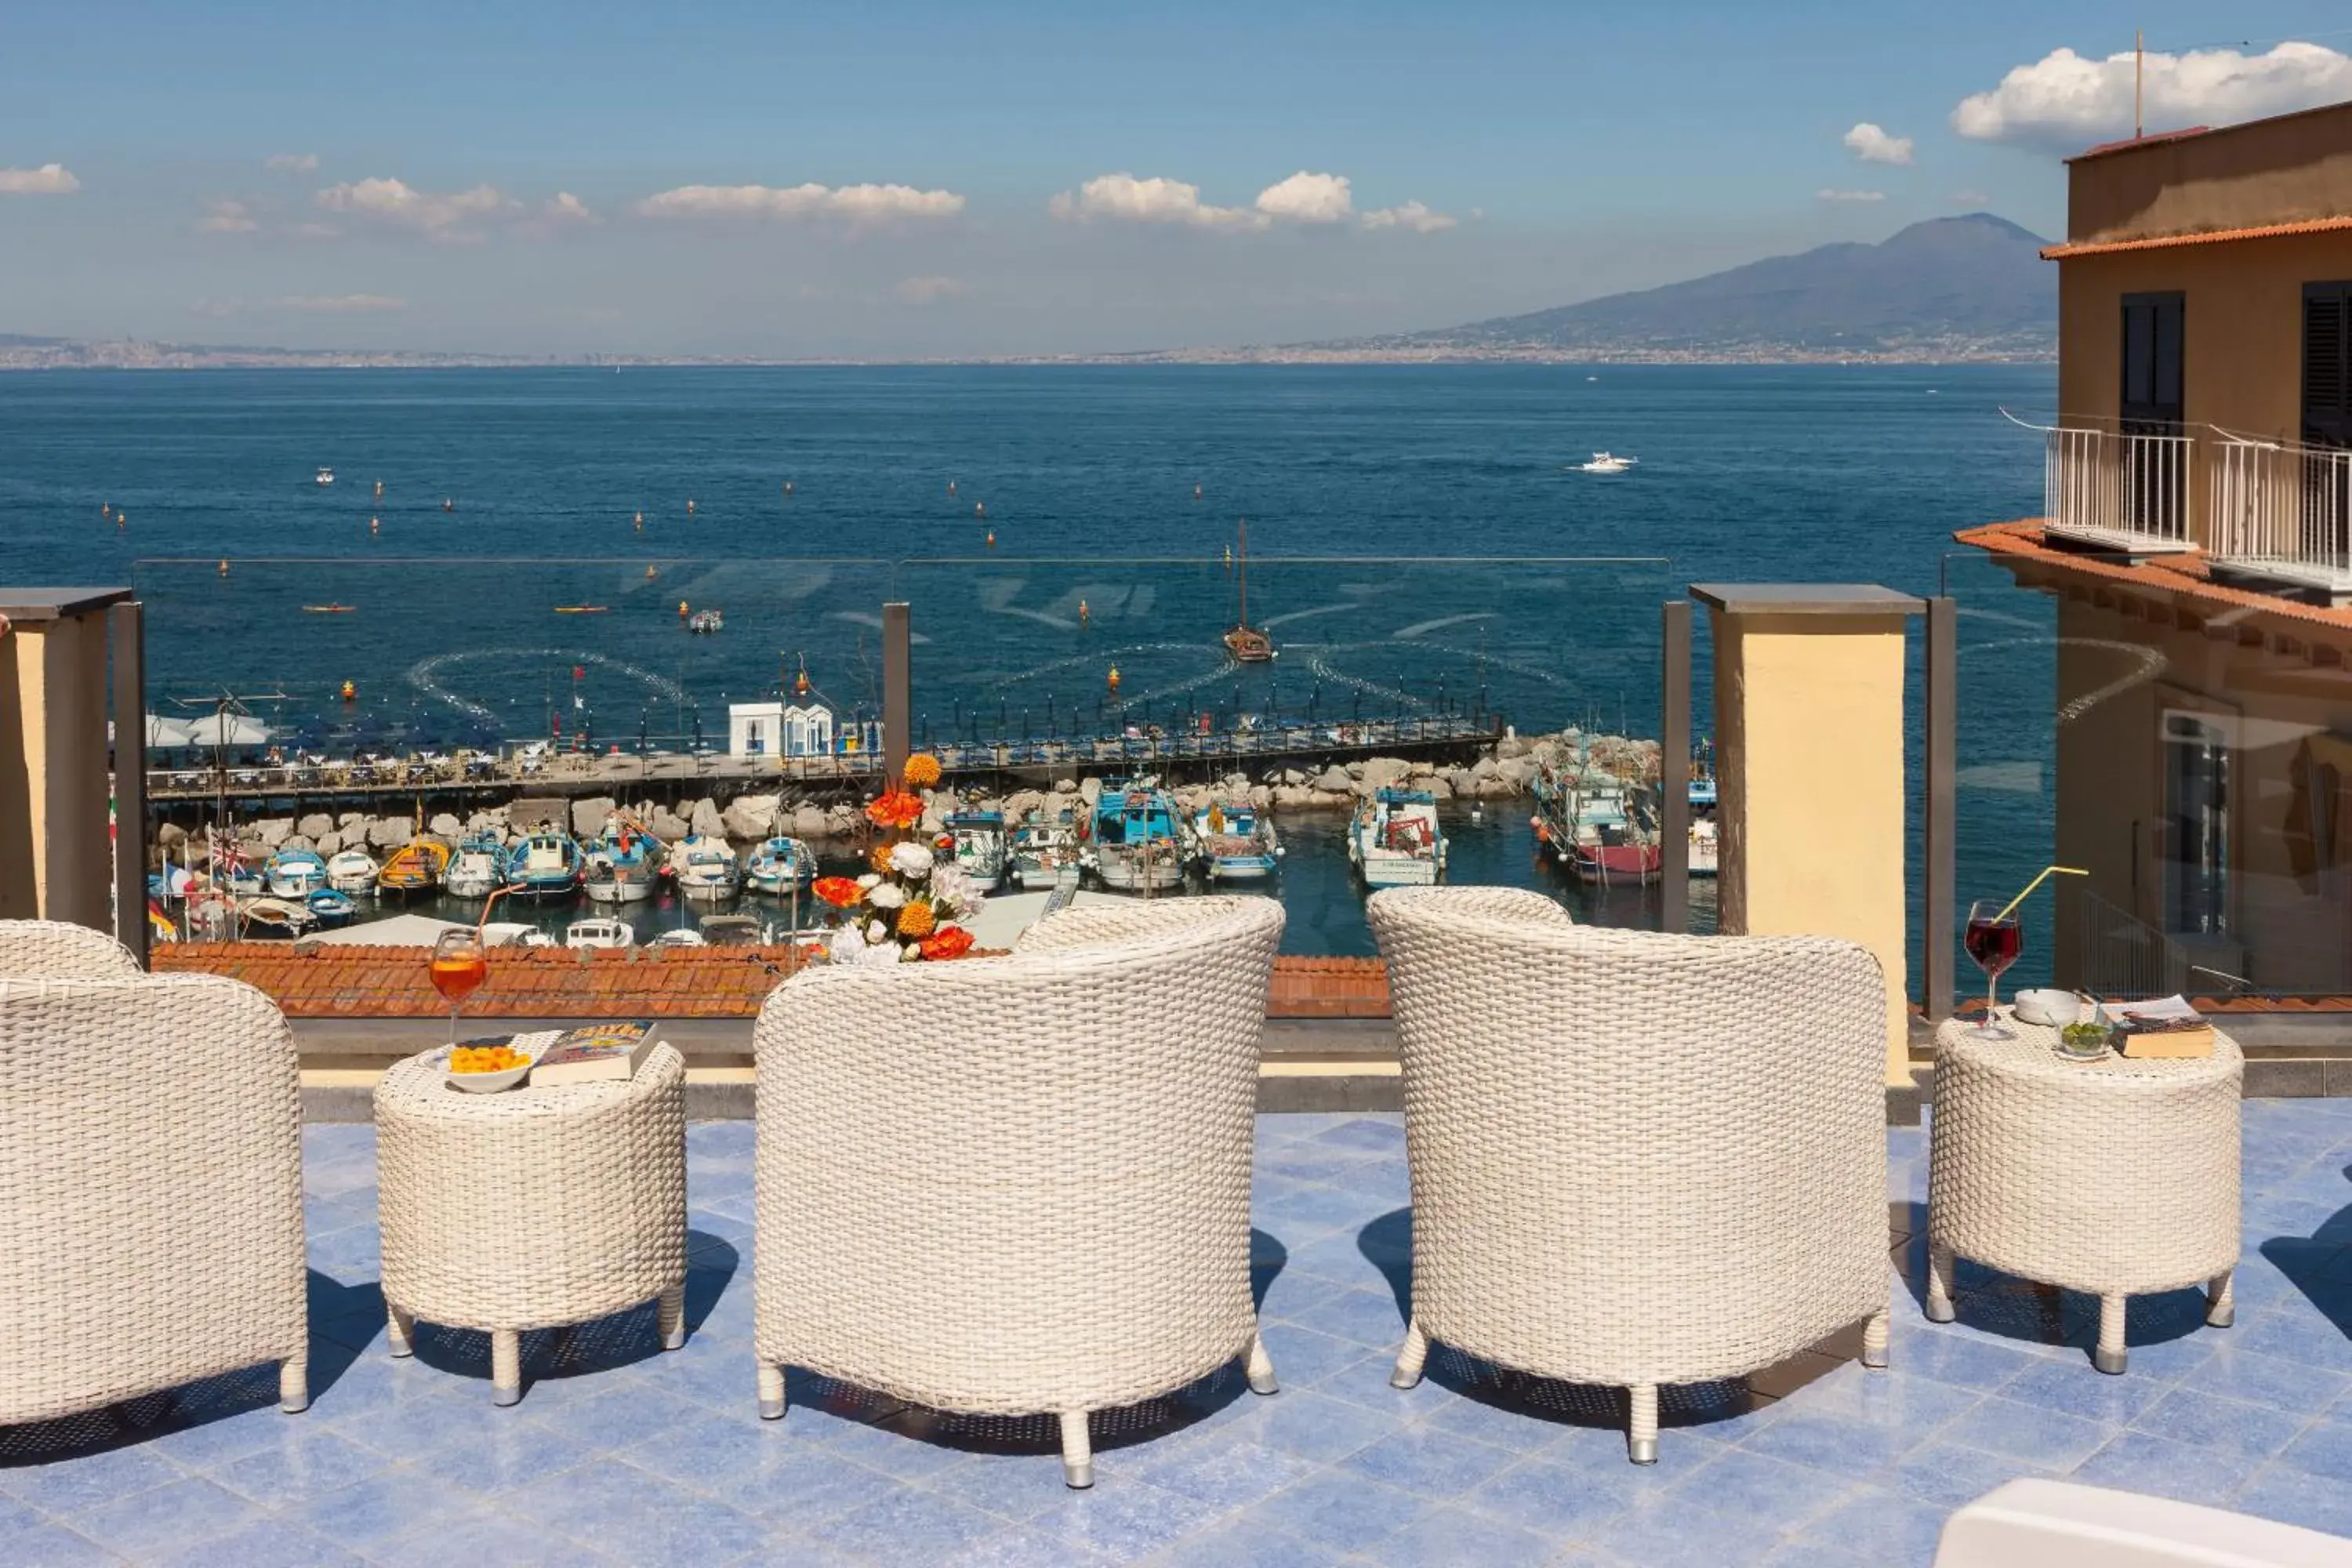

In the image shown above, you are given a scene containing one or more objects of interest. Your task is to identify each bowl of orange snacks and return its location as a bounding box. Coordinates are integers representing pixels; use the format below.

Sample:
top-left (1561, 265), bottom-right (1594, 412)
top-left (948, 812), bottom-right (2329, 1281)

top-left (441, 1040), bottom-right (535, 1094)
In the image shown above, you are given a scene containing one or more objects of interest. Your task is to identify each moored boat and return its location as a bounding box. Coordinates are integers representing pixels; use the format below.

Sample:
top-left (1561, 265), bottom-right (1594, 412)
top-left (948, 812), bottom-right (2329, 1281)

top-left (1192, 800), bottom-right (1281, 880)
top-left (564, 916), bottom-right (633, 951)
top-left (652, 926), bottom-right (709, 949)
top-left (377, 837), bottom-right (452, 898)
top-left (305, 888), bottom-right (358, 928)
top-left (744, 836), bottom-right (816, 896)
top-left (445, 832), bottom-right (507, 898)
top-left (1350, 789), bottom-right (1446, 887)
top-left (668, 835), bottom-right (742, 902)
top-left (1534, 752), bottom-right (1661, 886)
top-left (1009, 804), bottom-right (1082, 888)
top-left (1083, 782), bottom-right (1192, 893)
top-left (241, 896), bottom-right (317, 938)
top-left (697, 913), bottom-right (768, 947)
top-left (263, 847), bottom-right (328, 899)
top-left (504, 831), bottom-right (585, 900)
top-left (325, 849), bottom-right (379, 895)
top-left (584, 823), bottom-right (660, 903)
top-left (944, 811), bottom-right (1008, 894)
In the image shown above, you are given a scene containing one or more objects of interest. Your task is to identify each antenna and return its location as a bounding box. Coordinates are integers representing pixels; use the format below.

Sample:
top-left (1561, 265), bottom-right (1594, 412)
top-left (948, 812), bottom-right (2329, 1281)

top-left (2135, 27), bottom-right (2144, 140)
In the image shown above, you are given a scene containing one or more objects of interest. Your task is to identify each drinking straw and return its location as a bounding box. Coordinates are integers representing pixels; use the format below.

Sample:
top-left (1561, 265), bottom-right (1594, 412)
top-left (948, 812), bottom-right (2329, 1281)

top-left (1992, 865), bottom-right (2089, 924)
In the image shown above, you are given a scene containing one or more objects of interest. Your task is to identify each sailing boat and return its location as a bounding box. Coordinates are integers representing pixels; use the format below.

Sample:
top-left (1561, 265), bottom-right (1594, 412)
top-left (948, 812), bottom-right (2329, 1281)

top-left (1223, 518), bottom-right (1276, 663)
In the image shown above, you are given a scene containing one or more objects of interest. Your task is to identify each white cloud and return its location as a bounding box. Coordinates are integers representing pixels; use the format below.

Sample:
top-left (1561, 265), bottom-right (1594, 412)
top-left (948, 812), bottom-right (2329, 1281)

top-left (1955, 42), bottom-right (2352, 151)
top-left (198, 198), bottom-right (258, 234)
top-left (543, 191), bottom-right (597, 223)
top-left (634, 182), bottom-right (964, 227)
top-left (316, 176), bottom-right (517, 241)
top-left (895, 275), bottom-right (968, 303)
top-left (1817, 188), bottom-right (1887, 202)
top-left (1842, 122), bottom-right (1915, 165)
top-left (1255, 170), bottom-right (1354, 223)
top-left (1050, 172), bottom-right (1265, 230)
top-left (1360, 199), bottom-right (1457, 233)
top-left (1948, 188), bottom-right (1992, 207)
top-left (274, 293), bottom-right (405, 313)
top-left (0, 162), bottom-right (80, 195)
top-left (266, 152), bottom-right (319, 172)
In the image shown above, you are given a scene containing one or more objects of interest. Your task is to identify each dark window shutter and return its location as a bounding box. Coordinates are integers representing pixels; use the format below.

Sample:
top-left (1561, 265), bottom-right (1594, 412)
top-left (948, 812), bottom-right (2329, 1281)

top-left (2122, 292), bottom-right (2184, 430)
top-left (2308, 283), bottom-right (2351, 448)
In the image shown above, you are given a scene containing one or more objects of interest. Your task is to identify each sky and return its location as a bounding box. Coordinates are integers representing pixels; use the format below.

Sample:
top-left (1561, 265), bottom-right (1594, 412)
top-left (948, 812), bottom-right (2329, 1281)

top-left (4, 2), bottom-right (2351, 357)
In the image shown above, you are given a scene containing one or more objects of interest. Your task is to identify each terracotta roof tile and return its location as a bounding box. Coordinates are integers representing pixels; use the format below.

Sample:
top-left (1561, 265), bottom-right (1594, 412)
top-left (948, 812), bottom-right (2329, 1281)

top-left (2041, 212), bottom-right (2352, 259)
top-left (1957, 520), bottom-right (2352, 641)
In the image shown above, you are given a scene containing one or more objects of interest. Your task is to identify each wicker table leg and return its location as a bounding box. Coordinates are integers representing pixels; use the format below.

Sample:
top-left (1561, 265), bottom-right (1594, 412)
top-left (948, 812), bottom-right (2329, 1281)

top-left (386, 1305), bottom-right (416, 1359)
top-left (492, 1330), bottom-right (523, 1406)
top-left (279, 1355), bottom-right (309, 1414)
top-left (1861, 1310), bottom-right (1889, 1370)
top-left (757, 1361), bottom-right (786, 1421)
top-left (2207, 1271), bottom-right (2235, 1329)
top-left (1390, 1322), bottom-right (1428, 1390)
top-left (1628, 1384), bottom-right (1658, 1465)
top-left (658, 1286), bottom-right (686, 1352)
top-left (1925, 1246), bottom-right (1956, 1324)
top-left (1246, 1331), bottom-right (1278, 1396)
top-left (2095, 1294), bottom-right (2129, 1376)
top-left (1060, 1410), bottom-right (1093, 1490)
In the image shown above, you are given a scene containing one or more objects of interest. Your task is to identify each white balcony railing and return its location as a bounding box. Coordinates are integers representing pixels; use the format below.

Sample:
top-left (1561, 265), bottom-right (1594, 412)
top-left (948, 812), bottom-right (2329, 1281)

top-left (2041, 425), bottom-right (2195, 554)
top-left (2208, 437), bottom-right (2352, 598)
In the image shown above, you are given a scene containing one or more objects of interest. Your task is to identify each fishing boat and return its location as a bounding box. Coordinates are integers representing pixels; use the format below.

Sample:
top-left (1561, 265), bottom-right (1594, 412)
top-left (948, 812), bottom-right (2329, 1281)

top-left (305, 888), bottom-right (358, 929)
top-left (1008, 804), bottom-right (1082, 889)
top-left (1349, 789), bottom-right (1446, 887)
top-left (1577, 452), bottom-right (1637, 474)
top-left (325, 848), bottom-right (379, 895)
top-left (314, 466), bottom-right (335, 486)
top-left (744, 836), bottom-right (816, 896)
top-left (1686, 742), bottom-right (1719, 878)
top-left (263, 846), bottom-right (328, 898)
top-left (1083, 782), bottom-right (1192, 893)
top-left (1532, 753), bottom-right (1661, 885)
top-left (583, 823), bottom-right (660, 903)
top-left (688, 608), bottom-right (724, 635)
top-left (564, 916), bottom-right (634, 951)
top-left (240, 897), bottom-right (317, 938)
top-left (377, 837), bottom-right (452, 898)
top-left (1223, 519), bottom-right (1276, 662)
top-left (503, 831), bottom-right (585, 900)
top-left (445, 832), bottom-right (507, 898)
top-left (667, 834), bottom-right (742, 901)
top-left (944, 811), bottom-right (1008, 894)
top-left (1192, 800), bottom-right (1282, 881)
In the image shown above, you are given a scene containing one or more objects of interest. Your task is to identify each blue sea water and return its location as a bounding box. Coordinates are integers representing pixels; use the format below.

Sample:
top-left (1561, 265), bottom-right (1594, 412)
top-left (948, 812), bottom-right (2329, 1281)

top-left (0, 364), bottom-right (2059, 965)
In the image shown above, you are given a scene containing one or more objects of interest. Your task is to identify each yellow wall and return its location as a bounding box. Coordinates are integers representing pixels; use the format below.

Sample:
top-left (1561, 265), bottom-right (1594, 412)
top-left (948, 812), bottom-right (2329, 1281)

top-left (0, 615), bottom-right (113, 928)
top-left (2069, 103), bottom-right (2352, 245)
top-left (1712, 610), bottom-right (1913, 1081)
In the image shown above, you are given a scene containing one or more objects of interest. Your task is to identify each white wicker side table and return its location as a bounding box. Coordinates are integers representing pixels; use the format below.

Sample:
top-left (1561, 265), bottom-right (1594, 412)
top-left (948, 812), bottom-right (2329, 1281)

top-left (1927, 1014), bottom-right (2241, 1374)
top-left (375, 1039), bottom-right (689, 1406)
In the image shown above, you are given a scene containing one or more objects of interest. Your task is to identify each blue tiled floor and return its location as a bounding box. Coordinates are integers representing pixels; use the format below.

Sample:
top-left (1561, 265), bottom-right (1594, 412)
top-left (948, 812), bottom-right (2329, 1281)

top-left (10, 1102), bottom-right (2352, 1565)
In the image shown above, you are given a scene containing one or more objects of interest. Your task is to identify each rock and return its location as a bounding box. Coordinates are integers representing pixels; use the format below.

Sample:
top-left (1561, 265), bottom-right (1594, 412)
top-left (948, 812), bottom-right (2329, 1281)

top-left (429, 812), bottom-right (462, 838)
top-left (1478, 776), bottom-right (1518, 800)
top-left (337, 811), bottom-right (366, 831)
top-left (1274, 784), bottom-right (1316, 808)
top-left (1408, 760), bottom-right (1436, 779)
top-left (1003, 789), bottom-right (1045, 823)
top-left (649, 811), bottom-right (689, 840)
top-left (1497, 757), bottom-right (1537, 789)
top-left (1358, 757), bottom-right (1412, 792)
top-left (285, 834), bottom-right (314, 852)
top-left (1052, 778), bottom-right (1077, 794)
top-left (1280, 768), bottom-right (1306, 788)
top-left (1308, 789), bottom-right (1349, 808)
top-left (1312, 766), bottom-right (1352, 793)
top-left (1345, 761), bottom-right (1366, 779)
top-left (1080, 777), bottom-right (1103, 806)
top-left (792, 805), bottom-right (830, 840)
top-left (1494, 732), bottom-right (1530, 760)
top-left (368, 818), bottom-right (412, 851)
top-left (157, 822), bottom-right (187, 849)
top-left (1425, 777), bottom-right (1454, 801)
top-left (689, 798), bottom-right (726, 838)
top-left (255, 818), bottom-right (292, 848)
top-left (1470, 757), bottom-right (1498, 782)
top-left (1247, 784), bottom-right (1273, 810)
top-left (572, 797), bottom-right (615, 840)
top-left (722, 795), bottom-right (776, 840)
top-left (314, 830), bottom-right (341, 855)
top-left (296, 813), bottom-right (332, 840)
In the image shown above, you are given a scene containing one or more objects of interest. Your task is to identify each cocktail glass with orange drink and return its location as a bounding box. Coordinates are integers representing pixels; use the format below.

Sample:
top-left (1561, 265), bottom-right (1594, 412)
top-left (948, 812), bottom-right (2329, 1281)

top-left (430, 927), bottom-right (489, 1048)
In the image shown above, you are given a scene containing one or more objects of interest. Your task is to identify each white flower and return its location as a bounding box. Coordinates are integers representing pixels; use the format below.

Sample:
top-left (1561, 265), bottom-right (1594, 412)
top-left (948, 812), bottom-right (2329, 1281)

top-left (898, 942), bottom-right (923, 962)
top-left (928, 863), bottom-right (983, 919)
top-left (866, 918), bottom-right (888, 943)
top-left (857, 873), bottom-right (882, 890)
top-left (851, 935), bottom-right (903, 968)
top-left (869, 883), bottom-right (906, 909)
top-left (827, 925), bottom-right (868, 964)
top-left (889, 842), bottom-right (935, 877)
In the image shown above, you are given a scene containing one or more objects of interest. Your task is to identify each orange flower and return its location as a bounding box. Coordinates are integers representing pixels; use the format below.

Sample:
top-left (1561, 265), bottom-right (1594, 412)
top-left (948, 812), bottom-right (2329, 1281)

top-left (918, 926), bottom-right (975, 961)
top-left (864, 790), bottom-right (924, 829)
top-left (869, 844), bottom-right (898, 875)
top-left (896, 900), bottom-right (937, 938)
top-left (812, 876), bottom-right (863, 909)
top-left (901, 753), bottom-right (942, 789)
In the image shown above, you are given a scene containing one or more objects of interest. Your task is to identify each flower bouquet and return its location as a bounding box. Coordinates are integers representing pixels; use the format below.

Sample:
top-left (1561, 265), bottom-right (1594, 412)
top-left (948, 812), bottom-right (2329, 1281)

top-left (814, 754), bottom-right (984, 965)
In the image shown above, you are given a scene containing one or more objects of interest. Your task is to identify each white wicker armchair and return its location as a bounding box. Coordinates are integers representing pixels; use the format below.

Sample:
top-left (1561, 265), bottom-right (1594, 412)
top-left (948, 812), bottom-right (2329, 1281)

top-left (752, 894), bottom-right (1285, 1487)
top-left (1367, 886), bottom-right (1890, 1463)
top-left (0, 918), bottom-right (142, 979)
top-left (0, 966), bottom-right (309, 1425)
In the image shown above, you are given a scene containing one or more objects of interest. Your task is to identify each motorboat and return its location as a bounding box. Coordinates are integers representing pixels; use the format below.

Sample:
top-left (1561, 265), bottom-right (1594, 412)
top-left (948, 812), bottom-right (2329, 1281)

top-left (504, 831), bottom-right (585, 900)
top-left (325, 849), bottom-right (379, 895)
top-left (305, 888), bottom-right (358, 929)
top-left (377, 837), bottom-right (451, 898)
top-left (697, 913), bottom-right (768, 947)
top-left (1083, 782), bottom-right (1192, 894)
top-left (652, 927), bottom-right (709, 949)
top-left (445, 833), bottom-right (507, 898)
top-left (688, 608), bottom-right (724, 635)
top-left (483, 921), bottom-right (555, 949)
top-left (584, 823), bottom-right (659, 903)
top-left (263, 847), bottom-right (328, 899)
top-left (1349, 789), bottom-right (1446, 887)
top-left (667, 835), bottom-right (742, 902)
top-left (944, 811), bottom-right (1008, 894)
top-left (240, 897), bottom-right (317, 938)
top-left (564, 916), bottom-right (634, 951)
top-left (315, 466), bottom-right (335, 486)
top-left (1192, 800), bottom-right (1281, 881)
top-left (1577, 452), bottom-right (1637, 474)
top-left (1008, 804), bottom-right (1082, 889)
top-left (744, 836), bottom-right (817, 896)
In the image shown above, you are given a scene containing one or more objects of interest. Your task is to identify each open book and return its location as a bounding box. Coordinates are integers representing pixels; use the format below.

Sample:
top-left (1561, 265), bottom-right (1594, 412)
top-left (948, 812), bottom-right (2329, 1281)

top-left (532, 1021), bottom-right (659, 1086)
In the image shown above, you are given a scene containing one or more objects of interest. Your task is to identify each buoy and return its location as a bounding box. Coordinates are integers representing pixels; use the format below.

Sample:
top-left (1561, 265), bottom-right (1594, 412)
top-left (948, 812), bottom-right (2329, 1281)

top-left (339, 679), bottom-right (356, 702)
top-left (442, 497), bottom-right (453, 511)
top-left (1193, 483), bottom-right (1203, 500)
top-left (100, 502), bottom-right (110, 517)
top-left (369, 516), bottom-right (379, 536)
top-left (975, 501), bottom-right (985, 517)
top-left (783, 481), bottom-right (793, 496)
top-left (1107, 665), bottom-right (1121, 695)
top-left (633, 511), bottom-right (643, 530)
top-left (985, 530), bottom-right (996, 548)
top-left (677, 600), bottom-right (690, 618)
top-left (947, 479), bottom-right (957, 495)
top-left (1224, 544), bottom-right (1232, 567)
top-left (687, 499), bottom-right (695, 515)
top-left (644, 565), bottom-right (658, 581)
top-left (1079, 598), bottom-right (1090, 625)
top-left (116, 513), bottom-right (125, 528)
top-left (374, 479), bottom-right (383, 498)
top-left (217, 559), bottom-right (229, 578)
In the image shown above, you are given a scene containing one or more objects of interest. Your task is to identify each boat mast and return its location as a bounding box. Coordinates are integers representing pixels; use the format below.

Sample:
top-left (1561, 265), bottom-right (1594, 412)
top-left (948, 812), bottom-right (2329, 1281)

top-left (1236, 517), bottom-right (1250, 630)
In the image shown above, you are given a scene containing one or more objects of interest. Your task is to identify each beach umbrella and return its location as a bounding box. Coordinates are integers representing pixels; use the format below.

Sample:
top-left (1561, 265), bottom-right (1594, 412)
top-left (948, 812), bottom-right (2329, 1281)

top-left (183, 712), bottom-right (272, 747)
top-left (143, 713), bottom-right (196, 747)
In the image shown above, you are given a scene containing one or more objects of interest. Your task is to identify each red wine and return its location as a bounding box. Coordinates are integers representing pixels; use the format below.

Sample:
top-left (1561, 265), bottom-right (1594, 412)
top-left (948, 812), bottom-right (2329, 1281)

top-left (1965, 916), bottom-right (2021, 975)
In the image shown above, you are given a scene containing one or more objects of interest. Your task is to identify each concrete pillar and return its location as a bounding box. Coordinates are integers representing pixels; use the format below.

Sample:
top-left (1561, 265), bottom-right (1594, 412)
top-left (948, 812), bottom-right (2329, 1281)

top-left (1693, 585), bottom-right (1925, 1084)
top-left (0, 590), bottom-right (132, 930)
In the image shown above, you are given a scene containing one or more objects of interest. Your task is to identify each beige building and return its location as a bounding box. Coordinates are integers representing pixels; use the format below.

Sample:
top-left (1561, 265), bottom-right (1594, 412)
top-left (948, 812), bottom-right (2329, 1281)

top-left (1965, 100), bottom-right (2352, 996)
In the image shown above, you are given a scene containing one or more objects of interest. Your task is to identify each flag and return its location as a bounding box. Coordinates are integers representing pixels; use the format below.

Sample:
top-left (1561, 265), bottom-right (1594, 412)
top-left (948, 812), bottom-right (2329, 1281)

top-left (574, 694), bottom-right (586, 712)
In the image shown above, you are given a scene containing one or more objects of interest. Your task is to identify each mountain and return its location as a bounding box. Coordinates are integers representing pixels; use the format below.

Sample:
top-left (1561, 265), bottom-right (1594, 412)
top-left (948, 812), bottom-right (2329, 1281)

top-left (1316, 214), bottom-right (2054, 362)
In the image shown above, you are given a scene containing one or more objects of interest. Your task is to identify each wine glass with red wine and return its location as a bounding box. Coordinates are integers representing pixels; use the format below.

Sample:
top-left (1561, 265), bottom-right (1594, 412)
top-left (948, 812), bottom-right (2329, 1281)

top-left (1963, 899), bottom-right (2021, 1040)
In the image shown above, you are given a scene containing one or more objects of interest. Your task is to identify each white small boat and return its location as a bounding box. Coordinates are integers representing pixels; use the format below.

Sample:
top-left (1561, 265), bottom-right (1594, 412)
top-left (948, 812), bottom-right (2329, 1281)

top-left (445, 834), bottom-right (506, 899)
top-left (1577, 452), bottom-right (1637, 474)
top-left (1349, 789), bottom-right (1446, 888)
top-left (315, 466), bottom-right (335, 486)
top-left (325, 849), bottom-right (379, 895)
top-left (241, 897), bottom-right (317, 938)
top-left (564, 916), bottom-right (634, 951)
top-left (744, 836), bottom-right (816, 896)
top-left (946, 811), bottom-right (1008, 895)
top-left (1009, 805), bottom-right (1081, 889)
top-left (652, 927), bottom-right (709, 949)
top-left (668, 835), bottom-right (741, 902)
top-left (583, 826), bottom-right (659, 903)
top-left (263, 847), bottom-right (328, 899)
top-left (483, 921), bottom-right (554, 949)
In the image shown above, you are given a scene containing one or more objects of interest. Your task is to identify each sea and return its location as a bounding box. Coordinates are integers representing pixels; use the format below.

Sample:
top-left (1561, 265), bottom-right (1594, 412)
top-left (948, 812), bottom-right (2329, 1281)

top-left (0, 364), bottom-right (2059, 969)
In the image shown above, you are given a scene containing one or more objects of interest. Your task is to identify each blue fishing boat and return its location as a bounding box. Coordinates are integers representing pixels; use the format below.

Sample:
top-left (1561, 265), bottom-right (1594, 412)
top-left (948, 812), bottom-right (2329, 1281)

top-left (305, 888), bottom-right (358, 928)
top-left (503, 831), bottom-right (585, 900)
top-left (1083, 782), bottom-right (1191, 893)
top-left (444, 832), bottom-right (507, 899)
top-left (1191, 800), bottom-right (1281, 881)
top-left (263, 846), bottom-right (328, 898)
top-left (584, 823), bottom-right (659, 904)
top-left (945, 811), bottom-right (1008, 893)
top-left (744, 836), bottom-right (816, 896)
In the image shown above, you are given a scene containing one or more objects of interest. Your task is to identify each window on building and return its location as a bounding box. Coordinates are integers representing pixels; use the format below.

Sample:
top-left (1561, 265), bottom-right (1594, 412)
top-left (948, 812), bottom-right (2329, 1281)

top-left (2161, 710), bottom-right (2230, 938)
top-left (2121, 292), bottom-right (2185, 431)
top-left (2308, 282), bottom-right (2351, 448)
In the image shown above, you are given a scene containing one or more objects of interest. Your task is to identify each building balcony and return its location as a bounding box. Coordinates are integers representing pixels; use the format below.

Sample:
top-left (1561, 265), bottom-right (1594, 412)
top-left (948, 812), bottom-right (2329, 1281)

top-left (2036, 424), bottom-right (2197, 560)
top-left (2208, 437), bottom-right (2352, 605)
